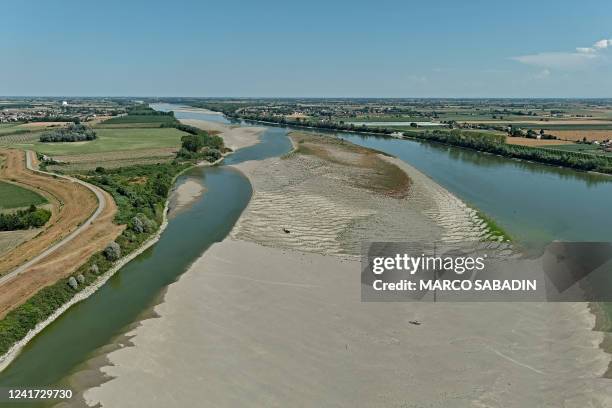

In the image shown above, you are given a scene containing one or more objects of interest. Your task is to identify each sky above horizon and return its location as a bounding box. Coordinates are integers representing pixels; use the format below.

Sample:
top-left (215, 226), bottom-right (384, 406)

top-left (2, 0), bottom-right (612, 98)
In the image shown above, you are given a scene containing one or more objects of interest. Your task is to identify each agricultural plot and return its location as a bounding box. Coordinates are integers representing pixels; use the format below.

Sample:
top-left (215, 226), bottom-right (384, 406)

top-left (47, 148), bottom-right (177, 172)
top-left (544, 129), bottom-right (612, 142)
top-left (0, 122), bottom-right (66, 136)
top-left (505, 137), bottom-right (572, 147)
top-left (0, 181), bottom-right (47, 210)
top-left (0, 132), bottom-right (41, 145)
top-left (13, 128), bottom-right (187, 156)
top-left (101, 115), bottom-right (177, 125)
top-left (542, 143), bottom-right (612, 157)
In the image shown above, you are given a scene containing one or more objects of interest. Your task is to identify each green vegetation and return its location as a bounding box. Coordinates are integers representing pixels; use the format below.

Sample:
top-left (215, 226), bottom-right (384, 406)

top-left (0, 181), bottom-right (47, 209)
top-left (0, 161), bottom-right (190, 357)
top-left (218, 104), bottom-right (612, 174)
top-left (174, 123), bottom-right (224, 162)
top-left (23, 128), bottom-right (187, 156)
top-left (409, 129), bottom-right (612, 174)
top-left (473, 208), bottom-right (512, 242)
top-left (102, 105), bottom-right (178, 126)
top-left (40, 123), bottom-right (96, 143)
top-left (0, 205), bottom-right (51, 231)
top-left (543, 143), bottom-right (612, 157)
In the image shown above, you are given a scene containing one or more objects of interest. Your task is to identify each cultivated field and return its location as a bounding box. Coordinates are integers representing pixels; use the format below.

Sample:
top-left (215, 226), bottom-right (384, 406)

top-left (0, 181), bottom-right (47, 209)
top-left (13, 128), bottom-right (186, 156)
top-left (0, 132), bottom-right (44, 145)
top-left (101, 114), bottom-right (177, 125)
top-left (505, 137), bottom-right (573, 147)
top-left (544, 129), bottom-right (612, 142)
top-left (0, 122), bottom-right (66, 136)
top-left (47, 148), bottom-right (177, 172)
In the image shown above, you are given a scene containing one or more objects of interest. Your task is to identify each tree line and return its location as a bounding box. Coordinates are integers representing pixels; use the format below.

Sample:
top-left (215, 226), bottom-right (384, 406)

top-left (40, 123), bottom-right (96, 142)
top-left (0, 205), bottom-right (51, 231)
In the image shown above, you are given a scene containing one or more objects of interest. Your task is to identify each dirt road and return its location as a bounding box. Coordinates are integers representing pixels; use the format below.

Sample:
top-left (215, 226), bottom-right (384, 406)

top-left (0, 149), bottom-right (123, 317)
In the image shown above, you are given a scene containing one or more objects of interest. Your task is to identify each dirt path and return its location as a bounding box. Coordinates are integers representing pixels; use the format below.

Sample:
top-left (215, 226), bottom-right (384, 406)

top-left (0, 149), bottom-right (123, 318)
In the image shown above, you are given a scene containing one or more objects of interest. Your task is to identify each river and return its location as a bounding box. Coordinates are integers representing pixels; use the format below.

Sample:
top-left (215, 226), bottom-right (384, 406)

top-left (0, 103), bottom-right (610, 406)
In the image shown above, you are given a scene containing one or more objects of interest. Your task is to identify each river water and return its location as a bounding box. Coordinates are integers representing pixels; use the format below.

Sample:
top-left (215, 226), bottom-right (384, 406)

top-left (0, 103), bottom-right (610, 405)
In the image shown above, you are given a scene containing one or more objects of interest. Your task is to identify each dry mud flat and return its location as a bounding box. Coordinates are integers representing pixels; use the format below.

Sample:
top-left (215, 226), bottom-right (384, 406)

top-left (84, 133), bottom-right (612, 407)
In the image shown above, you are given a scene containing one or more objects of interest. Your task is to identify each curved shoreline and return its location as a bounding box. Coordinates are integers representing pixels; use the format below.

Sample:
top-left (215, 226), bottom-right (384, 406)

top-left (0, 159), bottom-right (214, 372)
top-left (84, 133), bottom-right (612, 407)
top-left (0, 121), bottom-right (262, 373)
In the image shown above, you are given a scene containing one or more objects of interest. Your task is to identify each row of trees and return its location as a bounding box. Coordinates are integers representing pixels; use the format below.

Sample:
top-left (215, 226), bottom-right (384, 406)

top-left (210, 106), bottom-right (612, 175)
top-left (417, 130), bottom-right (612, 174)
top-left (40, 123), bottom-right (96, 142)
top-left (0, 205), bottom-right (51, 231)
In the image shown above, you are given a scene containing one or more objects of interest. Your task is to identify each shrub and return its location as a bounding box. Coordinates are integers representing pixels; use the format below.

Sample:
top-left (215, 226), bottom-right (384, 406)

top-left (104, 241), bottom-right (121, 261)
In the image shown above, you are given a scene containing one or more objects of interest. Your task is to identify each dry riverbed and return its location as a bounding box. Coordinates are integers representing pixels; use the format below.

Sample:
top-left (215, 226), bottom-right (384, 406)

top-left (83, 132), bottom-right (612, 407)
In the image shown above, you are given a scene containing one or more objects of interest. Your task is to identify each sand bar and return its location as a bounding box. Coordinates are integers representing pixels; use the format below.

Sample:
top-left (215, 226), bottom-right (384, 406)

top-left (84, 133), bottom-right (612, 407)
top-left (180, 118), bottom-right (265, 151)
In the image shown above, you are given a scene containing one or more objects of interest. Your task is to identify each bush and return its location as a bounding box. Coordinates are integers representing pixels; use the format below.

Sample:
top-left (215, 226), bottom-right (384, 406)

top-left (104, 242), bottom-right (121, 261)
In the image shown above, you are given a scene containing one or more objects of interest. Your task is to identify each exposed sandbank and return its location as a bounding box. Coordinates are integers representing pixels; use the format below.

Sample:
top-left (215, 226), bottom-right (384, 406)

top-left (84, 133), bottom-right (612, 407)
top-left (168, 179), bottom-right (205, 216)
top-left (180, 118), bottom-right (264, 151)
top-left (86, 239), bottom-right (612, 407)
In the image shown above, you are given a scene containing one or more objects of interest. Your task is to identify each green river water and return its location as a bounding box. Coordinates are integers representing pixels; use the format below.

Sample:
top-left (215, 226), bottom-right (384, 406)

top-left (0, 104), bottom-right (610, 406)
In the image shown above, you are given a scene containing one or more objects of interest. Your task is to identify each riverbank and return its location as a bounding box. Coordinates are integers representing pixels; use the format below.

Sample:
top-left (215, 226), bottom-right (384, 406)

top-left (0, 158), bottom-right (201, 372)
top-left (223, 112), bottom-right (612, 176)
top-left (82, 132), bottom-right (611, 407)
top-left (180, 118), bottom-right (265, 151)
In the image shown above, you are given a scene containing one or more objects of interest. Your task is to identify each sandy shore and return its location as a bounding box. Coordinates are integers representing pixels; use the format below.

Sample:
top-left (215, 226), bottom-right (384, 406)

top-left (168, 179), bottom-right (205, 216)
top-left (180, 118), bottom-right (264, 151)
top-left (84, 133), bottom-right (612, 407)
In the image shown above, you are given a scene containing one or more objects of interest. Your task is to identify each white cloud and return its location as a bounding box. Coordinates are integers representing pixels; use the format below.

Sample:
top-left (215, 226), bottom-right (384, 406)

top-left (512, 38), bottom-right (611, 69)
top-left (593, 39), bottom-right (612, 49)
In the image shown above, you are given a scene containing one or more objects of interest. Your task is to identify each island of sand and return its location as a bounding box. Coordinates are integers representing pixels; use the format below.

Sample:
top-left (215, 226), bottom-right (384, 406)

top-left (84, 132), bottom-right (612, 407)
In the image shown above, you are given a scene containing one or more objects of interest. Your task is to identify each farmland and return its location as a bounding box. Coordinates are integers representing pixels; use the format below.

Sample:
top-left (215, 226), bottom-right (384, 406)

top-left (99, 105), bottom-right (178, 126)
top-left (185, 97), bottom-right (612, 172)
top-left (13, 128), bottom-right (186, 156)
top-left (0, 181), bottom-right (47, 210)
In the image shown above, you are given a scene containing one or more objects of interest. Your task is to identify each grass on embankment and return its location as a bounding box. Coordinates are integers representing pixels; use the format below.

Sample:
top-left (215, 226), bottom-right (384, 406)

top-left (0, 161), bottom-right (190, 358)
top-left (0, 181), bottom-right (47, 210)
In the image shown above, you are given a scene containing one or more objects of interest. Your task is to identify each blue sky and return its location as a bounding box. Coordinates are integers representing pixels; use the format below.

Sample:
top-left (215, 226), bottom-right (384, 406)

top-left (2, 0), bottom-right (612, 97)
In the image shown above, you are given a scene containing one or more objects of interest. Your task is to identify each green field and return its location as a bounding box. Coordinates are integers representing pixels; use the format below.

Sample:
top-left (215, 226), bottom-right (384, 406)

top-left (0, 181), bottom-right (47, 209)
top-left (16, 128), bottom-right (187, 156)
top-left (101, 115), bottom-right (177, 125)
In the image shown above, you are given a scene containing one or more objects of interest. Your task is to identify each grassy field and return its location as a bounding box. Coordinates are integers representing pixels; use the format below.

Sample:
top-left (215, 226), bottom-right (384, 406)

top-left (0, 181), bottom-right (47, 209)
top-left (14, 128), bottom-right (187, 156)
top-left (0, 122), bottom-right (66, 136)
top-left (100, 115), bottom-right (178, 125)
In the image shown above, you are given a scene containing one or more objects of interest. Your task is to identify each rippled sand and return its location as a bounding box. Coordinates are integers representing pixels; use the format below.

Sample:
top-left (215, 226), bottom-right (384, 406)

top-left (83, 133), bottom-right (612, 408)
